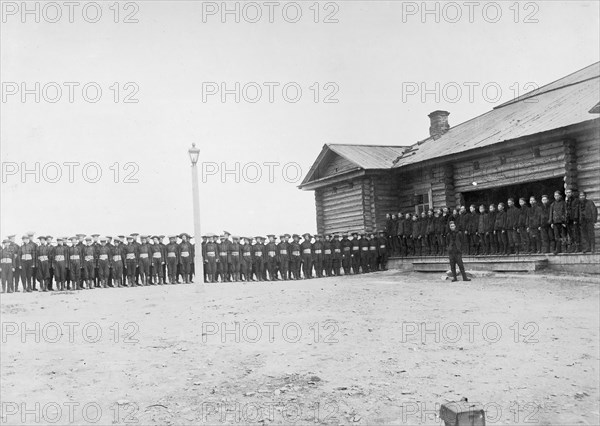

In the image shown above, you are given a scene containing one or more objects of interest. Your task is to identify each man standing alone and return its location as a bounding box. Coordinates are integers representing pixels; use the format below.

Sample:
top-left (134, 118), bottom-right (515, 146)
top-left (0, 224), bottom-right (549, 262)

top-left (447, 221), bottom-right (471, 282)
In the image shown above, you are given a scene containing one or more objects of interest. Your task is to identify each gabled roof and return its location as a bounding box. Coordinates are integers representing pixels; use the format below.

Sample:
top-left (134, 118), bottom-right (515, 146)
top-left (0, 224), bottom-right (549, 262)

top-left (300, 62), bottom-right (600, 190)
top-left (299, 144), bottom-right (408, 188)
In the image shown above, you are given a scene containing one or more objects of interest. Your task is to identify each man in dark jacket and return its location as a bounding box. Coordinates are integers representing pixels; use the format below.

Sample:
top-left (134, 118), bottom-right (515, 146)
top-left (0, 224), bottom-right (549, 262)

top-left (486, 204), bottom-right (497, 255)
top-left (579, 191), bottom-right (598, 253)
top-left (506, 198), bottom-right (520, 255)
top-left (495, 203), bottom-right (508, 255)
top-left (565, 188), bottom-right (580, 252)
top-left (549, 190), bottom-right (567, 254)
top-left (447, 221), bottom-right (471, 282)
top-left (539, 195), bottom-right (554, 253)
top-left (527, 196), bottom-right (543, 254)
top-left (518, 197), bottom-right (531, 253)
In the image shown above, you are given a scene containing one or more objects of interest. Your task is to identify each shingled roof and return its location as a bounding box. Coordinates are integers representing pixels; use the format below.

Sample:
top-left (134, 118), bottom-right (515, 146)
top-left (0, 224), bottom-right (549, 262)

top-left (392, 62), bottom-right (600, 168)
top-left (300, 62), bottom-right (600, 188)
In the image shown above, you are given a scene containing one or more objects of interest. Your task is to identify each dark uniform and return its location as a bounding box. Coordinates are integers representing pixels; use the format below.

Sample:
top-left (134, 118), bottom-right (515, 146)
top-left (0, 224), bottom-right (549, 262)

top-left (331, 235), bottom-right (342, 276)
top-left (96, 239), bottom-right (111, 288)
top-left (151, 237), bottom-right (166, 284)
top-left (368, 234), bottom-right (378, 271)
top-left (67, 239), bottom-right (83, 290)
top-left (300, 234), bottom-right (313, 279)
top-left (36, 238), bottom-right (52, 291)
top-left (252, 237), bottom-right (266, 281)
top-left (240, 238), bottom-right (253, 281)
top-left (494, 204), bottom-right (508, 255)
top-left (135, 237), bottom-right (150, 285)
top-left (322, 236), bottom-right (332, 277)
top-left (517, 200), bottom-right (531, 253)
top-left (565, 192), bottom-right (580, 252)
top-left (486, 206), bottom-right (497, 255)
top-left (341, 233), bottom-right (352, 275)
top-left (359, 235), bottom-right (370, 272)
top-left (18, 237), bottom-right (36, 292)
top-left (506, 201), bottom-right (520, 255)
top-left (527, 200), bottom-right (543, 254)
top-left (447, 225), bottom-right (471, 281)
top-left (351, 233), bottom-right (361, 274)
top-left (53, 239), bottom-right (69, 291)
top-left (111, 238), bottom-right (125, 287)
top-left (377, 231), bottom-right (388, 270)
top-left (230, 237), bottom-right (242, 282)
top-left (539, 198), bottom-right (553, 253)
top-left (179, 234), bottom-right (194, 283)
top-left (289, 236), bottom-right (302, 280)
top-left (277, 235), bottom-right (290, 281)
top-left (549, 193), bottom-right (567, 254)
top-left (1, 241), bottom-right (16, 293)
top-left (205, 236), bottom-right (219, 283)
top-left (217, 237), bottom-right (231, 282)
top-left (265, 236), bottom-right (279, 281)
top-left (312, 236), bottom-right (324, 278)
top-left (123, 237), bottom-right (139, 286)
top-left (166, 237), bottom-right (180, 284)
top-left (579, 194), bottom-right (598, 253)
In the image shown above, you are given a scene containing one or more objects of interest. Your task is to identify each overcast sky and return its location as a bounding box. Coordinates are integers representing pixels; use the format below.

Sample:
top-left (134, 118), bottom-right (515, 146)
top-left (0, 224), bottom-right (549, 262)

top-left (1, 1), bottom-right (599, 239)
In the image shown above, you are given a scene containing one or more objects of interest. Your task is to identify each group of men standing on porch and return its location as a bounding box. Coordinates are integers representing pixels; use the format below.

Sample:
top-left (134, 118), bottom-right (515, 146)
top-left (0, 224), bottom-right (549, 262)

top-left (386, 189), bottom-right (597, 256)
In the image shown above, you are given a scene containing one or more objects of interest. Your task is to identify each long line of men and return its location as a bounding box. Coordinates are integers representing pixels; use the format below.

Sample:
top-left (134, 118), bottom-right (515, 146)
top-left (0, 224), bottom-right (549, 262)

top-left (1, 229), bottom-right (393, 292)
top-left (385, 190), bottom-right (597, 257)
top-left (0, 233), bottom-right (195, 293)
top-left (200, 231), bottom-right (390, 283)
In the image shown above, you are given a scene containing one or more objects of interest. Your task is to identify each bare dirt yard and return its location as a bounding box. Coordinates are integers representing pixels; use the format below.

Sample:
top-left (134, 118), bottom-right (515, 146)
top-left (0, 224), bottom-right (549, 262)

top-left (1, 271), bottom-right (599, 425)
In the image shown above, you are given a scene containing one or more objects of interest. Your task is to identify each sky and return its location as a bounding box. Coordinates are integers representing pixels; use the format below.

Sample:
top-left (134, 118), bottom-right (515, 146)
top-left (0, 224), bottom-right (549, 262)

top-left (1, 0), bottom-right (599, 239)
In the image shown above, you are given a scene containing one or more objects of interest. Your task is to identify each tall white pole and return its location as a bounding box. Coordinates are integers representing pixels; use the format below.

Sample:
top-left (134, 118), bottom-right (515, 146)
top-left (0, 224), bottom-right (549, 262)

top-left (191, 158), bottom-right (204, 282)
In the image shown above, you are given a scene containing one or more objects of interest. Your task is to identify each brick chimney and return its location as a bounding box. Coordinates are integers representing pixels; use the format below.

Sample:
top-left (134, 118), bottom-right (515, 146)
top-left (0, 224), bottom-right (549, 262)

top-left (428, 110), bottom-right (450, 140)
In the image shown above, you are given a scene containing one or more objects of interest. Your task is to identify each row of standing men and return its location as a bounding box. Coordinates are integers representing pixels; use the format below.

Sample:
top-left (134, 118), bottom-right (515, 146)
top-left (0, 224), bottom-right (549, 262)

top-left (200, 231), bottom-right (390, 283)
top-left (0, 233), bottom-right (196, 293)
top-left (385, 191), bottom-right (597, 257)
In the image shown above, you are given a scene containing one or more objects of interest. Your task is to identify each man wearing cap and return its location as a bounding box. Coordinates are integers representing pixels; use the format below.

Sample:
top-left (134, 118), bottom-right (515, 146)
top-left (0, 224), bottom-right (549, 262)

top-left (52, 238), bottom-right (68, 291)
top-left (494, 202), bottom-right (508, 255)
top-left (203, 234), bottom-right (217, 282)
top-left (300, 233), bottom-right (313, 279)
top-left (94, 237), bottom-right (110, 288)
top-left (265, 235), bottom-right (279, 281)
top-left (506, 198), bottom-right (520, 255)
top-left (549, 190), bottom-right (567, 254)
top-left (350, 232), bottom-right (361, 274)
top-left (359, 233), bottom-right (370, 273)
top-left (229, 236), bottom-right (241, 282)
top-left (36, 236), bottom-right (51, 291)
top-left (369, 232), bottom-right (379, 271)
top-left (18, 235), bottom-right (36, 292)
top-left (81, 237), bottom-right (96, 289)
top-left (111, 237), bottom-right (125, 287)
top-left (341, 233), bottom-right (352, 275)
top-left (277, 234), bottom-right (290, 281)
top-left (579, 191), bottom-right (598, 253)
top-left (396, 213), bottom-right (406, 257)
top-left (122, 235), bottom-right (138, 286)
top-left (565, 188), bottom-right (581, 253)
top-left (89, 234), bottom-right (100, 287)
top-left (410, 214), bottom-right (420, 257)
top-left (165, 236), bottom-right (179, 284)
top-left (201, 235), bottom-right (208, 283)
top-left (150, 236), bottom-right (165, 284)
top-left (1, 239), bottom-right (16, 293)
top-left (517, 198), bottom-right (530, 254)
top-left (331, 234), bottom-right (343, 276)
top-left (217, 234), bottom-right (231, 283)
top-left (447, 221), bottom-right (471, 282)
top-left (323, 234), bottom-right (333, 277)
top-left (527, 197), bottom-right (542, 254)
top-left (403, 213), bottom-right (413, 256)
top-left (44, 236), bottom-right (55, 290)
top-left (6, 235), bottom-right (20, 291)
top-left (250, 236), bottom-right (264, 281)
top-left (67, 237), bottom-right (83, 290)
top-left (378, 231), bottom-right (389, 270)
top-left (26, 232), bottom-right (39, 290)
top-left (312, 235), bottom-right (324, 278)
top-left (179, 233), bottom-right (194, 283)
top-left (288, 235), bottom-right (301, 280)
top-left (137, 235), bottom-right (151, 285)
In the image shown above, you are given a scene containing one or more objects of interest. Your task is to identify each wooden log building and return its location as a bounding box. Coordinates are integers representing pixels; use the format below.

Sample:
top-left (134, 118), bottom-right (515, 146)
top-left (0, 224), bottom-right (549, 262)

top-left (299, 63), bottom-right (600, 248)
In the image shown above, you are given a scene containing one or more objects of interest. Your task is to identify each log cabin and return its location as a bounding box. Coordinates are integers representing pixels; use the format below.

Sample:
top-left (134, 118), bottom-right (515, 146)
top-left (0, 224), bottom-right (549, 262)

top-left (299, 63), bottom-right (600, 251)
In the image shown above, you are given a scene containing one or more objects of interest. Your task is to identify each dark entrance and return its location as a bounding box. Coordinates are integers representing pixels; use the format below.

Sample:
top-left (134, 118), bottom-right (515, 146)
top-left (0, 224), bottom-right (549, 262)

top-left (461, 177), bottom-right (564, 207)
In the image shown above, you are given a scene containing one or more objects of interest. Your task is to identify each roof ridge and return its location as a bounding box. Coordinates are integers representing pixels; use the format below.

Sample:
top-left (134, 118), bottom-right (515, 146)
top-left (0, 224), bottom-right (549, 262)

top-left (494, 61), bottom-right (600, 110)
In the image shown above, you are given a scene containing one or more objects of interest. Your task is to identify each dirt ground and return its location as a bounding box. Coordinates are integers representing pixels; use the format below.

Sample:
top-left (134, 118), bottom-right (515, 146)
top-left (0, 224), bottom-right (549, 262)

top-left (1, 271), bottom-right (599, 425)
